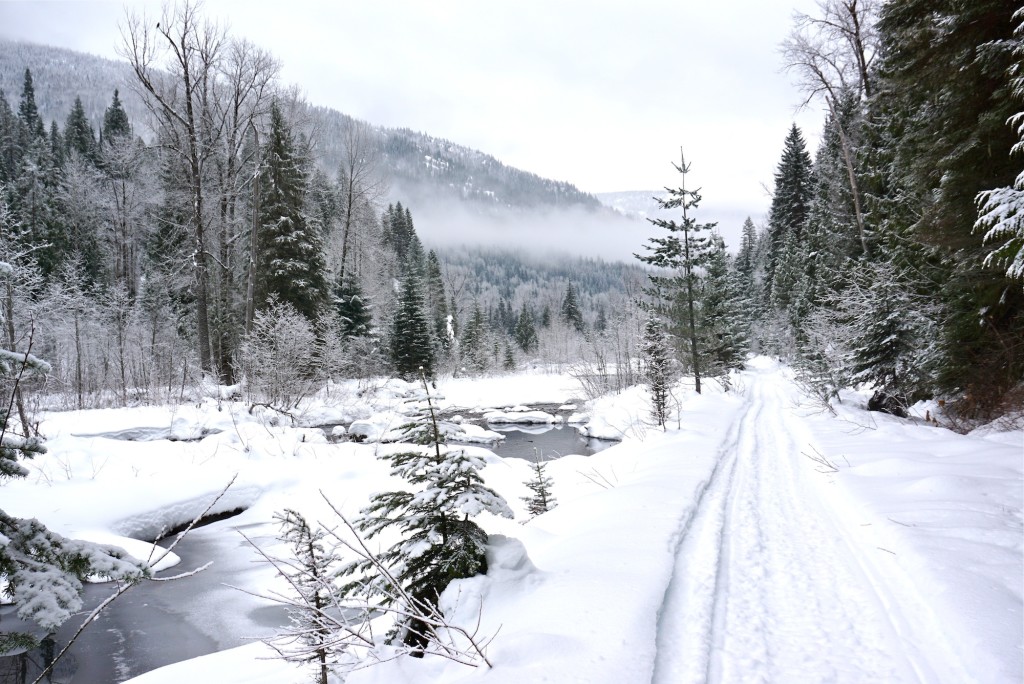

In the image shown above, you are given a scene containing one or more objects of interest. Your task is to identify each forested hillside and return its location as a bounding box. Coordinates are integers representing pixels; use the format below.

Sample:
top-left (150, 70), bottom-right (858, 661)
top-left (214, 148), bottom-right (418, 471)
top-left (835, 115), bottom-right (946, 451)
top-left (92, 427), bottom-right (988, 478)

top-left (0, 38), bottom-right (603, 214)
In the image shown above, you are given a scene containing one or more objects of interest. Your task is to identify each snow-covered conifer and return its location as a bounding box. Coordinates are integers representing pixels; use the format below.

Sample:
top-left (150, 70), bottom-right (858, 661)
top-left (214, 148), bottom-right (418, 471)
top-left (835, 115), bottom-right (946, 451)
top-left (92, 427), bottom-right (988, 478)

top-left (974, 9), bottom-right (1024, 283)
top-left (340, 374), bottom-right (512, 653)
top-left (269, 509), bottom-right (346, 684)
top-left (641, 311), bottom-right (673, 428)
top-left (522, 460), bottom-right (556, 517)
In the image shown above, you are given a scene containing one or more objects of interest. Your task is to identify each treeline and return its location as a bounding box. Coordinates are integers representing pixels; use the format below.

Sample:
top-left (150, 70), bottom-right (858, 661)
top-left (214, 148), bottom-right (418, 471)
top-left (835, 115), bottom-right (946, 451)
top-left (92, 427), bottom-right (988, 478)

top-left (0, 6), bottom-right (639, 410)
top-left (653, 0), bottom-right (1022, 420)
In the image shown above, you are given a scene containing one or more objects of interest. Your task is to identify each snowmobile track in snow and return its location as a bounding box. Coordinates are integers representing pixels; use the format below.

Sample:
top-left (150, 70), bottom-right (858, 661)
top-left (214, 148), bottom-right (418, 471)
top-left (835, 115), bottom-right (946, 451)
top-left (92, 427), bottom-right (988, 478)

top-left (650, 368), bottom-right (954, 684)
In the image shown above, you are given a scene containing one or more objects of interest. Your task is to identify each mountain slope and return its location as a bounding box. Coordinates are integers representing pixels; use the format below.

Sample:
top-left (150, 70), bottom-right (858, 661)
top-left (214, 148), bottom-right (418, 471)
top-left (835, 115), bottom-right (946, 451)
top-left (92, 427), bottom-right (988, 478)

top-left (0, 38), bottom-right (601, 214)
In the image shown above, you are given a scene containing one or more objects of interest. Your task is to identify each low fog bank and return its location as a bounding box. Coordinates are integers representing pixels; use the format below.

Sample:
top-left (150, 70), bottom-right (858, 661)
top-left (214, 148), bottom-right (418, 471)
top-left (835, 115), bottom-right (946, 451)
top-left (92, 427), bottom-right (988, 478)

top-left (398, 194), bottom-right (753, 264)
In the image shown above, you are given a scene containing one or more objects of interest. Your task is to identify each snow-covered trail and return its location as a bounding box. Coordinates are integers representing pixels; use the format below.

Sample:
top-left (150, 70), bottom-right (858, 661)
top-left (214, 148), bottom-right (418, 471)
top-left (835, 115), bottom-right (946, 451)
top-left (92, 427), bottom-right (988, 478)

top-left (651, 366), bottom-right (938, 684)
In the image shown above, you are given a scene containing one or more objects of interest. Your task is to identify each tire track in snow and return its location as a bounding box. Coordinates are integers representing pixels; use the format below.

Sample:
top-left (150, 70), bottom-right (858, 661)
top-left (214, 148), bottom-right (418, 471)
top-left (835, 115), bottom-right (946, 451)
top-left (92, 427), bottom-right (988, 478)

top-left (652, 368), bottom-right (922, 684)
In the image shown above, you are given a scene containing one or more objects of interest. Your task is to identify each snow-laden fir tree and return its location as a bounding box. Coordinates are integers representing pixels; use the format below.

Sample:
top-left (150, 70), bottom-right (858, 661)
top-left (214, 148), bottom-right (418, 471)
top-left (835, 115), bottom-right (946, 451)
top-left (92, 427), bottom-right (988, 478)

top-left (339, 373), bottom-right (513, 654)
top-left (269, 509), bottom-right (347, 684)
top-left (702, 234), bottom-right (750, 373)
top-left (458, 302), bottom-right (489, 374)
top-left (840, 261), bottom-right (938, 416)
top-left (64, 96), bottom-right (96, 162)
top-left (332, 272), bottom-right (372, 339)
top-left (514, 302), bottom-right (538, 353)
top-left (102, 89), bottom-right (131, 142)
top-left (425, 250), bottom-right (450, 353)
top-left (640, 310), bottom-right (673, 429)
top-left (521, 460), bottom-right (556, 517)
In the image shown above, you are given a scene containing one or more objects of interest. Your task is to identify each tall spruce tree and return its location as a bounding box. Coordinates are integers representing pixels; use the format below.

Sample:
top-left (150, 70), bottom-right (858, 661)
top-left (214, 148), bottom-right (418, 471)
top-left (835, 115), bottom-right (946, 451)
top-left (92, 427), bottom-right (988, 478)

top-left (765, 125), bottom-right (813, 304)
top-left (560, 281), bottom-right (585, 332)
top-left (424, 250), bottom-right (449, 351)
top-left (256, 102), bottom-right (328, 321)
top-left (17, 69), bottom-right (44, 141)
top-left (64, 97), bottom-right (96, 162)
top-left (636, 151), bottom-right (715, 394)
top-left (390, 267), bottom-right (435, 379)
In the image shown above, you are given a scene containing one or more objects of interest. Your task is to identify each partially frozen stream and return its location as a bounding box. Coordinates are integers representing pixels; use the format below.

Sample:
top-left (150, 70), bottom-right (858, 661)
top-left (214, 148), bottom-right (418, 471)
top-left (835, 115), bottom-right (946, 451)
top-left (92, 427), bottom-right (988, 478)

top-left (0, 517), bottom-right (286, 683)
top-left (0, 421), bottom-right (612, 682)
top-left (482, 425), bottom-right (615, 461)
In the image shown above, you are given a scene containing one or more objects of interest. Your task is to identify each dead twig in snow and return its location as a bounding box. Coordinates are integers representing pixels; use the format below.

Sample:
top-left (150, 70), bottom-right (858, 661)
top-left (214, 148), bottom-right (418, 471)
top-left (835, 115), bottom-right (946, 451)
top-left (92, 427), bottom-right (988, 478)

top-left (802, 445), bottom-right (839, 473)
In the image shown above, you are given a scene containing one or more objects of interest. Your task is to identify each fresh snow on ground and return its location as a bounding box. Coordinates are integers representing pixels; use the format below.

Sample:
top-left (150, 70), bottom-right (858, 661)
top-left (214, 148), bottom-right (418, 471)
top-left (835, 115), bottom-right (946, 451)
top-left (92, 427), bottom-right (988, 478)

top-left (3, 362), bottom-right (1020, 683)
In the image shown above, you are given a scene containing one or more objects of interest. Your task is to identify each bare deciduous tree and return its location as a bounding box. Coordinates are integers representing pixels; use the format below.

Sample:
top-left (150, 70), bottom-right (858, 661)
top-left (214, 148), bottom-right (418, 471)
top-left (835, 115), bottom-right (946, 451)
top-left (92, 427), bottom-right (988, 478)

top-left (336, 120), bottom-right (386, 283)
top-left (120, 1), bottom-right (226, 378)
top-left (782, 0), bottom-right (880, 257)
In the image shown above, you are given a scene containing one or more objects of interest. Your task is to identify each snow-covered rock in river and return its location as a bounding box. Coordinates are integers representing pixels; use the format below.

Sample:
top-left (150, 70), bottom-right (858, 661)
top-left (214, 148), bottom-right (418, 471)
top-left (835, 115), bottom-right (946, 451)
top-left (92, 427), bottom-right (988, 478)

top-left (347, 411), bottom-right (411, 443)
top-left (484, 409), bottom-right (561, 425)
top-left (446, 422), bottom-right (505, 445)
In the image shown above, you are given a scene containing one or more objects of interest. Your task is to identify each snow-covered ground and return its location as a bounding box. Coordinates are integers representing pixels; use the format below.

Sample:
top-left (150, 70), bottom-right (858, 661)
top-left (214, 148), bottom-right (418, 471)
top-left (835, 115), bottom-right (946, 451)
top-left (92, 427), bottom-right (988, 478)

top-left (3, 362), bottom-right (1020, 683)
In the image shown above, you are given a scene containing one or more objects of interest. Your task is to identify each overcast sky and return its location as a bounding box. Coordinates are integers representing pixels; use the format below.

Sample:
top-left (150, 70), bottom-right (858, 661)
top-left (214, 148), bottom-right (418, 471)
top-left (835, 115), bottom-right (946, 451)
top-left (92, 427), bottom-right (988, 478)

top-left (1, 0), bottom-right (823, 235)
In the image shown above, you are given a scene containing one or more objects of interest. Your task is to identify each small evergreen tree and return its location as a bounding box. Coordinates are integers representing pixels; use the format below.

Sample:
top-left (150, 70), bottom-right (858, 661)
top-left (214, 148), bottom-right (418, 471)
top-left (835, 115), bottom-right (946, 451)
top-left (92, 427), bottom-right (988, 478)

top-left (340, 374), bottom-right (513, 653)
top-left (514, 302), bottom-right (538, 353)
top-left (701, 234), bottom-right (749, 372)
top-left (270, 509), bottom-right (345, 684)
top-left (458, 302), bottom-right (489, 373)
top-left (332, 272), bottom-right (372, 338)
top-left (640, 311), bottom-right (673, 428)
top-left (502, 343), bottom-right (516, 370)
top-left (522, 460), bottom-right (556, 517)
top-left (102, 89), bottom-right (132, 142)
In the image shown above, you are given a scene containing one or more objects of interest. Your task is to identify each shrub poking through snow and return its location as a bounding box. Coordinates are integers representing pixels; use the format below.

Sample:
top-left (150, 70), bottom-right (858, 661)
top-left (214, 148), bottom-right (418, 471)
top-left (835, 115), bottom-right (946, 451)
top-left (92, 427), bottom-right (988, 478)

top-left (522, 459), bottom-right (557, 518)
top-left (339, 370), bottom-right (513, 655)
top-left (266, 509), bottom-right (348, 684)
